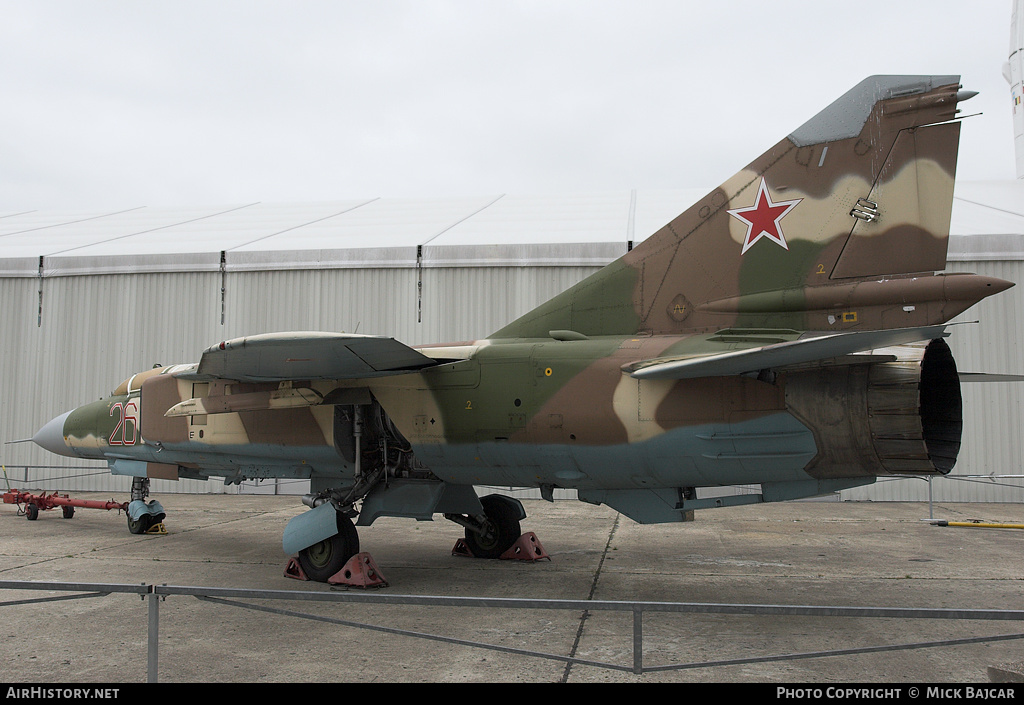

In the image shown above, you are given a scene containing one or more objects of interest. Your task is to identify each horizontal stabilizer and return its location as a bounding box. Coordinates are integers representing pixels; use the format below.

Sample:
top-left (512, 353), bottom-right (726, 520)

top-left (190, 332), bottom-right (440, 382)
top-left (624, 325), bottom-right (949, 380)
top-left (958, 372), bottom-right (1024, 382)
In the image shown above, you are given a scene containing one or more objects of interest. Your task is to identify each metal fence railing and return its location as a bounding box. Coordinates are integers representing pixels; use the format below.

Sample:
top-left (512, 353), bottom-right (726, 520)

top-left (3, 579), bottom-right (1024, 683)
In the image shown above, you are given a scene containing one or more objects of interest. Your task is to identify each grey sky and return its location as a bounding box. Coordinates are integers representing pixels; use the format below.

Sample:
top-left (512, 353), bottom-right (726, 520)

top-left (1, 1), bottom-right (1017, 211)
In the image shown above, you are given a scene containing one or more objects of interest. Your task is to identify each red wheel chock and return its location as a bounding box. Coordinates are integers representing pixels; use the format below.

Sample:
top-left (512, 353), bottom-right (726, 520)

top-left (451, 539), bottom-right (474, 557)
top-left (284, 552), bottom-right (388, 587)
top-left (328, 552), bottom-right (389, 589)
top-left (452, 532), bottom-right (550, 561)
top-left (284, 557), bottom-right (308, 581)
top-left (500, 532), bottom-right (550, 561)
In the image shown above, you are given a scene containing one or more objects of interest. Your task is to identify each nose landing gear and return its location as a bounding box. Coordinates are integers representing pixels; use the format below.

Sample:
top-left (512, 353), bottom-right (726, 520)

top-left (127, 478), bottom-right (166, 535)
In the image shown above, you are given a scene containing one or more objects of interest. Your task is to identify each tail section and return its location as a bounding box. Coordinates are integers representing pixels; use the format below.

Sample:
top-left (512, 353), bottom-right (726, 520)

top-left (492, 75), bottom-right (1009, 339)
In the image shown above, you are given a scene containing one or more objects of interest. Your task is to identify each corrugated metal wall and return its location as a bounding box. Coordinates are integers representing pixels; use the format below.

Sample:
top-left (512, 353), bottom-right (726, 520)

top-left (1, 271), bottom-right (224, 494)
top-left (0, 261), bottom-right (606, 494)
top-left (2, 247), bottom-right (1020, 502)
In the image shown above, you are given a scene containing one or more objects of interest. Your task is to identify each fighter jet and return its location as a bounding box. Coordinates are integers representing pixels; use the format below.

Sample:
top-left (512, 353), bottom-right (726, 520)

top-left (32, 75), bottom-right (1015, 582)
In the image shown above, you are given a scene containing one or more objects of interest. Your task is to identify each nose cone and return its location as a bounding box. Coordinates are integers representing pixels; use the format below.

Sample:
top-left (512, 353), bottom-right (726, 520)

top-left (32, 411), bottom-right (77, 458)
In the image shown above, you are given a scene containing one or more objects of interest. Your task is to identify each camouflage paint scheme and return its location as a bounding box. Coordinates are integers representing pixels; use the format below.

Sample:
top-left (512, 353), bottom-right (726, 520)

top-left (33, 76), bottom-right (1015, 576)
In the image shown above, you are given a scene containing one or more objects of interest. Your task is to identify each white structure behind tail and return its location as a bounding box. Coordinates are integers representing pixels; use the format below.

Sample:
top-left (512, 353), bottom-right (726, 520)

top-left (1006, 0), bottom-right (1024, 178)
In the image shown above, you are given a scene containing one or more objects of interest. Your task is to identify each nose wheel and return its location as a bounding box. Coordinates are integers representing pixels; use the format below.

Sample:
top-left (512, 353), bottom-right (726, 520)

top-left (128, 512), bottom-right (159, 534)
top-left (127, 477), bottom-right (166, 534)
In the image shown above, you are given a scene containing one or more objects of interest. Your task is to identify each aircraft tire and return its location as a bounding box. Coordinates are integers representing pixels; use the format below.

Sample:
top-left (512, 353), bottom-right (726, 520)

top-left (127, 514), bottom-right (153, 535)
top-left (297, 513), bottom-right (360, 582)
top-left (464, 495), bottom-right (521, 559)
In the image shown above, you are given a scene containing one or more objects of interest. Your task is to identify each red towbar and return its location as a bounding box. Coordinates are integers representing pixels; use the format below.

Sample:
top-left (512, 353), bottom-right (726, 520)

top-left (2, 489), bottom-right (128, 520)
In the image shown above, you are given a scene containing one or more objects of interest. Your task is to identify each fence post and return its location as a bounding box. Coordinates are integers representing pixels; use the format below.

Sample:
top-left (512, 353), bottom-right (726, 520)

top-left (147, 588), bottom-right (159, 683)
top-left (632, 608), bottom-right (643, 675)
top-left (928, 476), bottom-right (934, 520)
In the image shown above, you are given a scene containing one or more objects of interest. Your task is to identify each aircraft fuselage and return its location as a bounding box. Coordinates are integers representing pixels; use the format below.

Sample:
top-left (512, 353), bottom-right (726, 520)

top-left (38, 330), bottom-right (965, 515)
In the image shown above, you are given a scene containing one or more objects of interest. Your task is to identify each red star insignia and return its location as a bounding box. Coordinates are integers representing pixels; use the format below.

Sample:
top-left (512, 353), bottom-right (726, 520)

top-left (727, 178), bottom-right (802, 255)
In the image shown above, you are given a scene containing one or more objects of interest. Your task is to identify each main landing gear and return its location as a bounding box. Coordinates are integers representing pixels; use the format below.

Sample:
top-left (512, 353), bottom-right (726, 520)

top-left (289, 493), bottom-right (545, 585)
top-left (448, 494), bottom-right (523, 559)
top-left (296, 512), bottom-right (360, 582)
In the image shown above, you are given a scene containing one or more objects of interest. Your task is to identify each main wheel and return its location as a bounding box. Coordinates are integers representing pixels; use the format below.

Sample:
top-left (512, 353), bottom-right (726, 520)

top-left (297, 513), bottom-right (360, 582)
top-left (463, 495), bottom-right (521, 559)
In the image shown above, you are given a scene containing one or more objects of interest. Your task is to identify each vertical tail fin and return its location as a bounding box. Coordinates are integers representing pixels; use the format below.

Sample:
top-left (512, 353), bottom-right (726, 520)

top-left (493, 75), bottom-right (993, 339)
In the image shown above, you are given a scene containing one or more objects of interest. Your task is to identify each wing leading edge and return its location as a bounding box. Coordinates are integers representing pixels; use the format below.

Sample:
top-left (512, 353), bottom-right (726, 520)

top-left (188, 332), bottom-right (442, 382)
